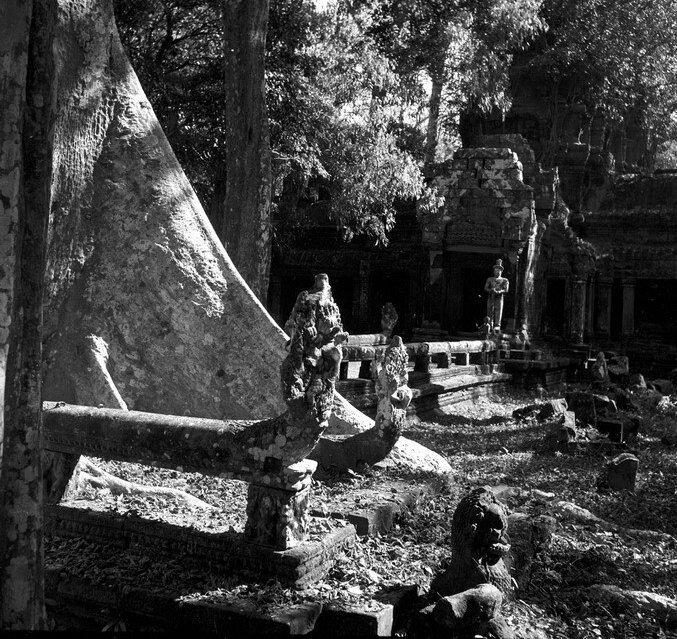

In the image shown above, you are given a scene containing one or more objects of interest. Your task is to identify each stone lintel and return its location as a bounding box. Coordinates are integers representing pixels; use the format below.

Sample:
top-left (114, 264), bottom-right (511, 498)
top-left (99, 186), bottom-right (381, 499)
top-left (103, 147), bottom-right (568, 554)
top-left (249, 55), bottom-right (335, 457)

top-left (455, 147), bottom-right (515, 160)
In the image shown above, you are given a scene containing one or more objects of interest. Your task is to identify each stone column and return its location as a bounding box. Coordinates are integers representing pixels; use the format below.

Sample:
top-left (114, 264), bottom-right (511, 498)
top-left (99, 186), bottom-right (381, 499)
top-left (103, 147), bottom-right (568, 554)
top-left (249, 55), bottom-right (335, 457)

top-left (427, 250), bottom-right (444, 323)
top-left (584, 277), bottom-right (595, 340)
top-left (357, 260), bottom-right (370, 332)
top-left (595, 278), bottom-right (612, 337)
top-left (621, 279), bottom-right (635, 336)
top-left (568, 278), bottom-right (586, 344)
top-left (244, 460), bottom-right (316, 550)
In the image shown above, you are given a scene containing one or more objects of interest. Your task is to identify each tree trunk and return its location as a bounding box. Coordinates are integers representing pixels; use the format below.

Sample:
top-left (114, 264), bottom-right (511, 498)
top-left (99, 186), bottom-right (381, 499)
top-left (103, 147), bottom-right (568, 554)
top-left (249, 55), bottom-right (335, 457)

top-left (424, 65), bottom-right (445, 165)
top-left (0, 0), bottom-right (56, 628)
top-left (41, 0), bottom-right (371, 499)
top-left (218, 0), bottom-right (272, 301)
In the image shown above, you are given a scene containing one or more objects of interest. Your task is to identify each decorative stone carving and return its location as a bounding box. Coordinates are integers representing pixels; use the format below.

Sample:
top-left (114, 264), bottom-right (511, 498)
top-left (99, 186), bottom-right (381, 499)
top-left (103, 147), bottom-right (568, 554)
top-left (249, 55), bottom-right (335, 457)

top-left (380, 302), bottom-right (399, 338)
top-left (431, 487), bottom-right (513, 599)
top-left (309, 336), bottom-right (412, 471)
top-left (373, 336), bottom-right (412, 445)
top-left (282, 272), bottom-right (348, 425)
top-left (484, 260), bottom-right (510, 331)
top-left (477, 316), bottom-right (492, 341)
top-left (591, 351), bottom-right (610, 384)
top-left (246, 274), bottom-right (348, 548)
top-left (518, 323), bottom-right (530, 350)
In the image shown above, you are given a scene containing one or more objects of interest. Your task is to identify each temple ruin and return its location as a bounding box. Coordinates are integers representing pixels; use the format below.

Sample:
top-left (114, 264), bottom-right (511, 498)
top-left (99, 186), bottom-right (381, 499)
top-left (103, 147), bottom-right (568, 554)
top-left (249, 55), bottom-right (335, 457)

top-left (269, 128), bottom-right (677, 377)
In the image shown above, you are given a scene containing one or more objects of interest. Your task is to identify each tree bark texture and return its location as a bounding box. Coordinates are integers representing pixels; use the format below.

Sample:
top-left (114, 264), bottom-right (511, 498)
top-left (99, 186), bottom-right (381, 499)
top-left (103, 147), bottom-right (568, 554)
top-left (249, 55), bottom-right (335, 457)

top-left (0, 0), bottom-right (56, 628)
top-left (43, 0), bottom-right (370, 434)
top-left (219, 0), bottom-right (272, 301)
top-left (424, 67), bottom-right (444, 165)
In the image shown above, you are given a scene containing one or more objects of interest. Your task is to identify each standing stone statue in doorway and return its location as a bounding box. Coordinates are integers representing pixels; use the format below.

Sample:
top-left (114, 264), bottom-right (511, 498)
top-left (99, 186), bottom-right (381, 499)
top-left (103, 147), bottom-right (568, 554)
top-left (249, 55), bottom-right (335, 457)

top-left (484, 259), bottom-right (509, 332)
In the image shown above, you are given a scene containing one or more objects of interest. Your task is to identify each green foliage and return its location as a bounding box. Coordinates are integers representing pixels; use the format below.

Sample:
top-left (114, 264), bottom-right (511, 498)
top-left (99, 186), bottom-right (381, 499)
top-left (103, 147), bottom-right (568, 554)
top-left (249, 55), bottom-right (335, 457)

top-left (297, 9), bottom-right (428, 245)
top-left (530, 0), bottom-right (677, 152)
top-left (362, 0), bottom-right (544, 141)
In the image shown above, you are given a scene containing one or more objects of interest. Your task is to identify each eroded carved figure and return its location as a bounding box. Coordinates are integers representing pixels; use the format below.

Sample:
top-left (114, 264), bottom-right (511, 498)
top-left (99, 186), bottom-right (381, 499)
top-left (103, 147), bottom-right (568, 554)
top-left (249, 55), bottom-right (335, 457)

top-left (282, 273), bottom-right (348, 424)
top-left (373, 336), bottom-right (412, 446)
top-left (591, 351), bottom-right (609, 384)
top-left (380, 302), bottom-right (399, 338)
top-left (478, 316), bottom-right (492, 341)
top-left (484, 259), bottom-right (509, 331)
top-left (431, 487), bottom-right (513, 598)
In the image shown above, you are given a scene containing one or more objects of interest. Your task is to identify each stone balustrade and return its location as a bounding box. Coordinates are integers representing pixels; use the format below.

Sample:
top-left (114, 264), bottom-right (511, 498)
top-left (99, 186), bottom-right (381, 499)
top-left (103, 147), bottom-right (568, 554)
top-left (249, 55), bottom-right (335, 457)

top-left (339, 336), bottom-right (498, 379)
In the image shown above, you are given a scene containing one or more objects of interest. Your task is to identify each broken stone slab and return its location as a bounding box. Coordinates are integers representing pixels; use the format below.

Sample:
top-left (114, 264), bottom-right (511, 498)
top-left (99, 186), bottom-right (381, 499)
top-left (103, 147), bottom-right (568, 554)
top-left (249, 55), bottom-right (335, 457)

top-left (629, 373), bottom-right (647, 389)
top-left (512, 403), bottom-right (541, 420)
top-left (537, 398), bottom-right (568, 420)
top-left (387, 437), bottom-right (452, 475)
top-left (374, 585), bottom-right (421, 629)
top-left (505, 513), bottom-right (556, 590)
top-left (597, 453), bottom-right (639, 492)
top-left (312, 482), bottom-right (431, 536)
top-left (596, 416), bottom-right (639, 443)
top-left (313, 600), bottom-right (394, 636)
top-left (582, 585), bottom-right (677, 629)
top-left (606, 386), bottom-right (638, 411)
top-left (565, 391), bottom-right (616, 426)
top-left (432, 583), bottom-right (503, 630)
top-left (649, 378), bottom-right (674, 395)
top-left (551, 500), bottom-right (677, 544)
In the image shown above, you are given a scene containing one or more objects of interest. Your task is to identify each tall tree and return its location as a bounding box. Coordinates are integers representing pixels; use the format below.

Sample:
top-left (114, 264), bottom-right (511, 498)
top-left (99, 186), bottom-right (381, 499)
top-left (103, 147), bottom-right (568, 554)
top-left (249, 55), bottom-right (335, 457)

top-left (217, 0), bottom-right (272, 300)
top-left (364, 0), bottom-right (543, 162)
top-left (40, 0), bottom-right (371, 506)
top-left (0, 0), bottom-right (56, 629)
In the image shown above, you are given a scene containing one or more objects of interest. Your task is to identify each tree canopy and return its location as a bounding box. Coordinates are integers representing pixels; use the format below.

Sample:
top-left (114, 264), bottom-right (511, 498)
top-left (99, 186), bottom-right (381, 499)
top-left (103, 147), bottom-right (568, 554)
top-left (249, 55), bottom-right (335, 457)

top-left (113, 0), bottom-right (677, 249)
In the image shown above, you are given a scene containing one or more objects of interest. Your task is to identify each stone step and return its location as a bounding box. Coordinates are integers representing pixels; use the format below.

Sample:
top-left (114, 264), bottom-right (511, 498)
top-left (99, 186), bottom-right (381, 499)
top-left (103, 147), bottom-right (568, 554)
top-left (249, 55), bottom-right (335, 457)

top-left (45, 504), bottom-right (355, 588)
top-left (45, 565), bottom-right (323, 634)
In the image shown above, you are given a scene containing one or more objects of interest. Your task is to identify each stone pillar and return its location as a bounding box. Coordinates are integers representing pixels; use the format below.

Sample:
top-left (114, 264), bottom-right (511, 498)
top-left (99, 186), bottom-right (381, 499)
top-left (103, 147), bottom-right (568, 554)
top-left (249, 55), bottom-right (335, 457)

top-left (621, 279), bottom-right (635, 336)
top-left (595, 278), bottom-right (612, 337)
top-left (427, 250), bottom-right (444, 323)
top-left (358, 260), bottom-right (370, 332)
top-left (584, 277), bottom-right (595, 340)
top-left (244, 460), bottom-right (316, 550)
top-left (568, 279), bottom-right (586, 344)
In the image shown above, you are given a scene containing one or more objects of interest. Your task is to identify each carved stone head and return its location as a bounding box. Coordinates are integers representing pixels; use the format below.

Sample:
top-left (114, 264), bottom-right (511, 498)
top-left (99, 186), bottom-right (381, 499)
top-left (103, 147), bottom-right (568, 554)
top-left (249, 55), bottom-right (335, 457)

top-left (451, 487), bottom-right (511, 565)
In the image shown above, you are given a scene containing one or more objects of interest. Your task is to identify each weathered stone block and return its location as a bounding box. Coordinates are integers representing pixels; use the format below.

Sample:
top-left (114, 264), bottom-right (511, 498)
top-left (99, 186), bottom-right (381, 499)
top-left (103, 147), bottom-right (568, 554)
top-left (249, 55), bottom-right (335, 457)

top-left (315, 601), bottom-right (393, 636)
top-left (598, 453), bottom-right (639, 492)
top-left (244, 482), bottom-right (311, 550)
top-left (566, 391), bottom-right (616, 426)
top-left (649, 378), bottom-right (674, 395)
top-left (455, 147), bottom-right (514, 160)
top-left (538, 398), bottom-right (568, 420)
top-left (629, 373), bottom-right (647, 388)
top-left (596, 417), bottom-right (638, 443)
top-left (432, 584), bottom-right (502, 630)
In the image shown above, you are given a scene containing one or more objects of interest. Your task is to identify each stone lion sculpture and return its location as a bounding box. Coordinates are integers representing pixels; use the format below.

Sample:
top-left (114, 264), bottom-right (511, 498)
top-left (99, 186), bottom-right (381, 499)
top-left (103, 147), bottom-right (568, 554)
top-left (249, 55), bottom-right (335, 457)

top-left (431, 486), bottom-right (513, 598)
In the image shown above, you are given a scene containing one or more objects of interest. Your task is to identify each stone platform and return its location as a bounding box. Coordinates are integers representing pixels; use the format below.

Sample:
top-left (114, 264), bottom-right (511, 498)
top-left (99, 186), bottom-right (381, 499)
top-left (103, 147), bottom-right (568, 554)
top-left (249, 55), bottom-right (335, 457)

top-left (45, 563), bottom-right (325, 634)
top-left (337, 365), bottom-right (511, 416)
top-left (45, 504), bottom-right (355, 588)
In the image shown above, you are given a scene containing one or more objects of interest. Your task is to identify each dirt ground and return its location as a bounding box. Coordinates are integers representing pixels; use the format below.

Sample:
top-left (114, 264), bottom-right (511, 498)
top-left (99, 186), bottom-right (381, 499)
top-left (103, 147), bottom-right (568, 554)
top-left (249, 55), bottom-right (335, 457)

top-left (48, 385), bottom-right (677, 638)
